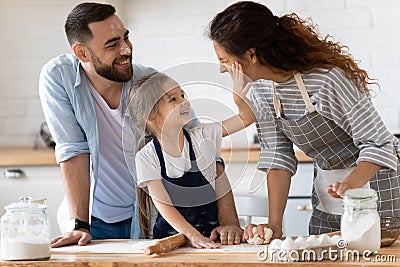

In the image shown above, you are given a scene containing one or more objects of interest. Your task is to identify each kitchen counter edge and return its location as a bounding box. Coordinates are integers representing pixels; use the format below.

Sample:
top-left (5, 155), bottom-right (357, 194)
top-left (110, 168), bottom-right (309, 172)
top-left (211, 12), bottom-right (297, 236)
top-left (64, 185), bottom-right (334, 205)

top-left (0, 146), bottom-right (312, 167)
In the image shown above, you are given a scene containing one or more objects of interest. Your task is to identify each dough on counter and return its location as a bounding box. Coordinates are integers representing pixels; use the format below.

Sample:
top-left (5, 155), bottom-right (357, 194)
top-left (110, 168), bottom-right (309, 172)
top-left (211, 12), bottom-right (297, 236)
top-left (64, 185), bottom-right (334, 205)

top-left (247, 226), bottom-right (273, 245)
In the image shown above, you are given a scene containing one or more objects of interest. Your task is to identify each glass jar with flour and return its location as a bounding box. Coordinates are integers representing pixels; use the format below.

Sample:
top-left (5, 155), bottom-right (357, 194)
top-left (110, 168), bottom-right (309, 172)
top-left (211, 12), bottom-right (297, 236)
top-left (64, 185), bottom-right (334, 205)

top-left (341, 188), bottom-right (380, 254)
top-left (0, 197), bottom-right (51, 260)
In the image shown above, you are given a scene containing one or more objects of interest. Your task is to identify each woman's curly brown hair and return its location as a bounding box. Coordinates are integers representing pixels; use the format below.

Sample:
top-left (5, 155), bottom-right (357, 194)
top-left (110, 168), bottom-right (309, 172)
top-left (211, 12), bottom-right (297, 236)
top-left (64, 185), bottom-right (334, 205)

top-left (208, 1), bottom-right (377, 93)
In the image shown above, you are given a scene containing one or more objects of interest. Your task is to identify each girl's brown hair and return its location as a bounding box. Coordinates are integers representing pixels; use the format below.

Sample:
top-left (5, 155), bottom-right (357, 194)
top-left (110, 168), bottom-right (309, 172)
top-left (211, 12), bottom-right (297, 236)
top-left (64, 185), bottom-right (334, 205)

top-left (208, 1), bottom-right (377, 92)
top-left (128, 72), bottom-right (171, 237)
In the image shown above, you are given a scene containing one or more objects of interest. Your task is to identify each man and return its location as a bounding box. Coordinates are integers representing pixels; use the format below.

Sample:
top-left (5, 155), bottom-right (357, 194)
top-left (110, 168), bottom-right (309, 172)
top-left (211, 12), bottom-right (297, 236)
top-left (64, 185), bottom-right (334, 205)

top-left (39, 2), bottom-right (242, 248)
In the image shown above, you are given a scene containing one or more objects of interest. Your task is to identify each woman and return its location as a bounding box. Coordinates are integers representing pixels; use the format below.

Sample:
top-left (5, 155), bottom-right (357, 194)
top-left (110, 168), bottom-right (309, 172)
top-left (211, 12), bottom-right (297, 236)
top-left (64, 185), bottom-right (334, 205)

top-left (208, 1), bottom-right (400, 240)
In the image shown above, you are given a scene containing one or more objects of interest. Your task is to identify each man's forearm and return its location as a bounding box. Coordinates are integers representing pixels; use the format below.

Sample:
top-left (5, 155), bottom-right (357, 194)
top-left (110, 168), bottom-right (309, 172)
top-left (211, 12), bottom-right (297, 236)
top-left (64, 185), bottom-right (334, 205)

top-left (215, 162), bottom-right (240, 227)
top-left (60, 153), bottom-right (91, 223)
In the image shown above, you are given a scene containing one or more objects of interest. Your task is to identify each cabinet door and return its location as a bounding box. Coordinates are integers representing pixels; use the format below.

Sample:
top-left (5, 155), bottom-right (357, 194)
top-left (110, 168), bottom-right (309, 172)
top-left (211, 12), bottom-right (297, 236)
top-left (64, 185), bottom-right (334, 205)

top-left (0, 166), bottom-right (64, 237)
top-left (289, 163), bottom-right (313, 197)
top-left (283, 198), bottom-right (312, 237)
top-left (225, 163), bottom-right (267, 197)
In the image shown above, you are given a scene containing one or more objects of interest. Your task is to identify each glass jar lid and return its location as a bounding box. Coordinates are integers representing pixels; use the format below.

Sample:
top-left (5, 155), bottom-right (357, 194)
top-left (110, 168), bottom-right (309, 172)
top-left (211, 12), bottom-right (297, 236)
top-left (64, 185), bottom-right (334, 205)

top-left (343, 188), bottom-right (377, 201)
top-left (4, 197), bottom-right (47, 211)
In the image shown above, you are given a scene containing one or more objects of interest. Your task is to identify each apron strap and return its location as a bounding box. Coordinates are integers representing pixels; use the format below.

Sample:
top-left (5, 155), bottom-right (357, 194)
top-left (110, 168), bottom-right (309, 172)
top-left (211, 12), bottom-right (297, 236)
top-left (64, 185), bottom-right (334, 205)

top-left (152, 129), bottom-right (198, 178)
top-left (294, 73), bottom-right (316, 113)
top-left (182, 129), bottom-right (196, 162)
top-left (272, 81), bottom-right (282, 118)
top-left (272, 73), bottom-right (315, 117)
top-left (152, 137), bottom-right (168, 179)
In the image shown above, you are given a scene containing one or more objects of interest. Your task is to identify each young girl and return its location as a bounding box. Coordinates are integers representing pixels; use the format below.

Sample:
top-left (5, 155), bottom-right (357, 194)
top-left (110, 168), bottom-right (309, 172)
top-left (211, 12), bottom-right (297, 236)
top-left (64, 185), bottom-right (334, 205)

top-left (128, 63), bottom-right (255, 248)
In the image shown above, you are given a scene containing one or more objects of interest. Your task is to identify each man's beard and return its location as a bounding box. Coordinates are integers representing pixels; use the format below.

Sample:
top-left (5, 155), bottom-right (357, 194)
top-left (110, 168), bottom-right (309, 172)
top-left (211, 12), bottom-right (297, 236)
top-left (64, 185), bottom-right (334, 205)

top-left (89, 49), bottom-right (133, 82)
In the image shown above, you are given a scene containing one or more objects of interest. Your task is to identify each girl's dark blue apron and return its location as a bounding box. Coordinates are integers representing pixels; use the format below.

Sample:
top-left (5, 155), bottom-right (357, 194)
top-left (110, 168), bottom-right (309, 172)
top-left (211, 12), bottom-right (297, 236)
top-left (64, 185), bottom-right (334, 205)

top-left (152, 129), bottom-right (219, 238)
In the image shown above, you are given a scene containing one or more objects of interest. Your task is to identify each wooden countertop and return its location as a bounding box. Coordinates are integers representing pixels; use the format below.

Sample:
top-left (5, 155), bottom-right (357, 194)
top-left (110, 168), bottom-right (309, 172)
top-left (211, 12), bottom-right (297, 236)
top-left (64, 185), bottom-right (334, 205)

top-left (0, 239), bottom-right (399, 266)
top-left (221, 146), bottom-right (312, 163)
top-left (0, 146), bottom-right (312, 167)
top-left (0, 147), bottom-right (57, 167)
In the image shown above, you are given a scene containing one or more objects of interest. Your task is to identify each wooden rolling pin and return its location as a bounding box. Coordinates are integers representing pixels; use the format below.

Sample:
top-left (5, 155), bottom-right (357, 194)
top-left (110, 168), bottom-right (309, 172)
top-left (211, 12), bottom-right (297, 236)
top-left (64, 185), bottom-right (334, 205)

top-left (144, 233), bottom-right (188, 255)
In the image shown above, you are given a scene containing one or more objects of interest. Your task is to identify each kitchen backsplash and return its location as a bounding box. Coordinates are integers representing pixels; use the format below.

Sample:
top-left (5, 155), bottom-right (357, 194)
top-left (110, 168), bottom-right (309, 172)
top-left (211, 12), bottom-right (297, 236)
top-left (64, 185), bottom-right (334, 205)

top-left (1, 0), bottom-right (399, 147)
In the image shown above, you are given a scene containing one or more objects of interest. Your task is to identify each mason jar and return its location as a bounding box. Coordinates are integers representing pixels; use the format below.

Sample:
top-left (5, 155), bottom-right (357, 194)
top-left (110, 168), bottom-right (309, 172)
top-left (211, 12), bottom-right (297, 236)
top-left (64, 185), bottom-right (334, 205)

top-left (341, 188), bottom-right (380, 253)
top-left (0, 197), bottom-right (51, 260)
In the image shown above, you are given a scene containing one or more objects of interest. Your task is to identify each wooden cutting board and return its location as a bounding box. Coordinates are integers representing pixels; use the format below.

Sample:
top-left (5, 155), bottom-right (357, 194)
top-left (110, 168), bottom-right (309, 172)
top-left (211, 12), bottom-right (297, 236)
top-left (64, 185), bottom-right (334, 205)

top-left (51, 239), bottom-right (265, 254)
top-left (52, 232), bottom-right (343, 255)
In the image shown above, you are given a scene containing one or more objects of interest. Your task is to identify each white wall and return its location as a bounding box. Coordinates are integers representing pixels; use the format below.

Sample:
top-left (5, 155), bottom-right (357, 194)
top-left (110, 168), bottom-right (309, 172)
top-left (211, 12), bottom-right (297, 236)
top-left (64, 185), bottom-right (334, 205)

top-left (1, 0), bottom-right (399, 147)
top-left (0, 0), bottom-right (122, 147)
top-left (127, 0), bottom-right (400, 143)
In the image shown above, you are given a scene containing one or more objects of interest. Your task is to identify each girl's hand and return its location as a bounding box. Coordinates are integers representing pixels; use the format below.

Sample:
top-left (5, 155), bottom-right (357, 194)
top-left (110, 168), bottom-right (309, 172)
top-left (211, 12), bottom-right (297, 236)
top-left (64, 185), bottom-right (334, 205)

top-left (188, 233), bottom-right (220, 249)
top-left (226, 61), bottom-right (252, 102)
top-left (243, 223), bottom-right (282, 241)
top-left (327, 182), bottom-right (351, 198)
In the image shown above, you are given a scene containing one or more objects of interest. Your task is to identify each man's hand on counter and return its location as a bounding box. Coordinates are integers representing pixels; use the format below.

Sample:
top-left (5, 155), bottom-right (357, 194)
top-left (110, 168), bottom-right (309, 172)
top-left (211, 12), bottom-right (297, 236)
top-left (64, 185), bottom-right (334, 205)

top-left (210, 225), bottom-right (243, 245)
top-left (51, 229), bottom-right (92, 248)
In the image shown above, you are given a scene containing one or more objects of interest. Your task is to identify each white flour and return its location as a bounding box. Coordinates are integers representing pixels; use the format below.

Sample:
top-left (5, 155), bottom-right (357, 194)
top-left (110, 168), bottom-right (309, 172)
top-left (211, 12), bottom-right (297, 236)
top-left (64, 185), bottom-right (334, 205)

top-left (1, 239), bottom-right (50, 260)
top-left (341, 212), bottom-right (380, 253)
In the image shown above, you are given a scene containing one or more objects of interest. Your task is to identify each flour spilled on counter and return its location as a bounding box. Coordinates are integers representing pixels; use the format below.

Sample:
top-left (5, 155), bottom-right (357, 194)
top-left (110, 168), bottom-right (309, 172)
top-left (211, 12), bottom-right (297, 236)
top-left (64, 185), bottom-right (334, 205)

top-left (52, 240), bottom-right (156, 254)
top-left (1, 240), bottom-right (50, 260)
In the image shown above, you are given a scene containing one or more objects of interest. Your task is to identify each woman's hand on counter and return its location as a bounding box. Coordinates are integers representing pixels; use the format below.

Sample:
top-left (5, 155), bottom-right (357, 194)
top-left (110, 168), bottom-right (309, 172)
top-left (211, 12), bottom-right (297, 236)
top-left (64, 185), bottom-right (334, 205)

top-left (51, 229), bottom-right (92, 248)
top-left (243, 223), bottom-right (282, 241)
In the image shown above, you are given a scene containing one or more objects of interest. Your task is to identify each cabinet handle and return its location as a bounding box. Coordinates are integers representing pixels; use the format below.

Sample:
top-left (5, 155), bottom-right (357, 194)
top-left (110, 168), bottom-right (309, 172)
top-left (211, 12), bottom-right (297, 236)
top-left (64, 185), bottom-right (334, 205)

top-left (297, 205), bottom-right (311, 211)
top-left (4, 169), bottom-right (25, 179)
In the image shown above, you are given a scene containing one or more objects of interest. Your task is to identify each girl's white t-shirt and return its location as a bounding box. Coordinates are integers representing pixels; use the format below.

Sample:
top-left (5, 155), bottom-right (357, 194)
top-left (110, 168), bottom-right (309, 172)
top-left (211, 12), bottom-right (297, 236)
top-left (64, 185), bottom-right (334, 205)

top-left (135, 122), bottom-right (222, 189)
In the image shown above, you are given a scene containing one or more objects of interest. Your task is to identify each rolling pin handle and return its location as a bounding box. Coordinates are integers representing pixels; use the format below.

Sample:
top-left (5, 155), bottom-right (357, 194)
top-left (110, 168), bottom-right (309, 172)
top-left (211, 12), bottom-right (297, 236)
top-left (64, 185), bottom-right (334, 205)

top-left (144, 245), bottom-right (158, 255)
top-left (144, 233), bottom-right (188, 255)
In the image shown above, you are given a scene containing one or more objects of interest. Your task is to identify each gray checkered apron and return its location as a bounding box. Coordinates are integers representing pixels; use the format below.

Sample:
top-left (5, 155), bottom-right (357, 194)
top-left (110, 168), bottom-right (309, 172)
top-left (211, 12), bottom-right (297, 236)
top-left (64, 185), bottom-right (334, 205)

top-left (272, 73), bottom-right (400, 235)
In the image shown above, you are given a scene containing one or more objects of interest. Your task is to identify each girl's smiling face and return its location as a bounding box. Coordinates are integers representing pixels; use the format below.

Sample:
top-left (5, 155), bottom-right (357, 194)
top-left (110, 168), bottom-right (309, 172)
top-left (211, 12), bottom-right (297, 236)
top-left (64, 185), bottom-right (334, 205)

top-left (151, 79), bottom-right (191, 132)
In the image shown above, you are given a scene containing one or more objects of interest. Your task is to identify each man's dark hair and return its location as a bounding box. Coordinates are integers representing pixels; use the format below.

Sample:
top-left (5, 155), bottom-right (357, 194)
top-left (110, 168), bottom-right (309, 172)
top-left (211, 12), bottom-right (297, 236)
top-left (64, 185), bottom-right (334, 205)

top-left (64, 2), bottom-right (116, 46)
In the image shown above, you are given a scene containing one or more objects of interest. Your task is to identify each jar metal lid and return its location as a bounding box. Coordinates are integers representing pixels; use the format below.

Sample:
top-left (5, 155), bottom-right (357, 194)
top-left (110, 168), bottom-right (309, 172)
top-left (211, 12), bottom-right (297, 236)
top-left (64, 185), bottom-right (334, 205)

top-left (4, 197), bottom-right (47, 211)
top-left (343, 188), bottom-right (378, 201)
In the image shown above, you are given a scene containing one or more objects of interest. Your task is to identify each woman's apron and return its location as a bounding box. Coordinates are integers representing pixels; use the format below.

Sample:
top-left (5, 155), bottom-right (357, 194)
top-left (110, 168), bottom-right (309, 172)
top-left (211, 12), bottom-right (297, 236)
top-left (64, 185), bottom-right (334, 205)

top-left (271, 73), bottom-right (400, 234)
top-left (152, 129), bottom-right (219, 239)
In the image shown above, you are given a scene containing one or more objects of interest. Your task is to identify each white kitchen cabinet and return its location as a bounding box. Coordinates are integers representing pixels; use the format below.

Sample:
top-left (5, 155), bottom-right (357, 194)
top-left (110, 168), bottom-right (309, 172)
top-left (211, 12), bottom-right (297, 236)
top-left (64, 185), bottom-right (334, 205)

top-left (288, 163), bottom-right (313, 197)
top-left (225, 162), bottom-right (268, 227)
top-left (225, 161), bottom-right (313, 237)
top-left (0, 166), bottom-right (64, 238)
top-left (283, 198), bottom-right (312, 237)
top-left (225, 162), bottom-right (267, 197)
top-left (284, 163), bottom-right (313, 237)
